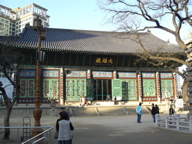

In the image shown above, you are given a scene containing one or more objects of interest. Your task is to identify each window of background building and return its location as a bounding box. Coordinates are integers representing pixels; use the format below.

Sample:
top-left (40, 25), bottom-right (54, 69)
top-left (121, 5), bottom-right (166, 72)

top-left (26, 7), bottom-right (29, 14)
top-left (0, 72), bottom-right (5, 78)
top-left (23, 9), bottom-right (25, 15)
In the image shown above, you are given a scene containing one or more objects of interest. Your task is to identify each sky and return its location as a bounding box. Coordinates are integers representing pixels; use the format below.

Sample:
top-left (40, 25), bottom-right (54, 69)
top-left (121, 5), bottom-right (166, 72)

top-left (1, 0), bottom-right (186, 44)
top-left (1, 0), bottom-right (115, 31)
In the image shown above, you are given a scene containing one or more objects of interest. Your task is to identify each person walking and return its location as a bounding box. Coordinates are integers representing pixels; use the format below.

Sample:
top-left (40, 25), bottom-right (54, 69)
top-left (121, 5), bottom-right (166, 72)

top-left (155, 104), bottom-right (160, 117)
top-left (169, 105), bottom-right (175, 117)
top-left (151, 103), bottom-right (156, 123)
top-left (136, 103), bottom-right (142, 123)
top-left (114, 96), bottom-right (117, 105)
top-left (56, 112), bottom-right (74, 144)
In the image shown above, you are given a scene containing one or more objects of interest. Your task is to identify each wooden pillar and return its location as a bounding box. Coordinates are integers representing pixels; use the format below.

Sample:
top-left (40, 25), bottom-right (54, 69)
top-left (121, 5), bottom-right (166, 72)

top-left (173, 72), bottom-right (177, 98)
top-left (62, 67), bottom-right (66, 105)
top-left (60, 67), bottom-right (64, 105)
top-left (87, 69), bottom-right (91, 79)
top-left (137, 71), bottom-right (143, 103)
top-left (156, 71), bottom-right (161, 103)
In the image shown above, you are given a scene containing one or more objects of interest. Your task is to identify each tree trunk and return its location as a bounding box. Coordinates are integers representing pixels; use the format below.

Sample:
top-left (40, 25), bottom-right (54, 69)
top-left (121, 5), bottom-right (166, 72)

top-left (2, 108), bottom-right (12, 140)
top-left (0, 86), bottom-right (15, 140)
top-left (182, 80), bottom-right (189, 104)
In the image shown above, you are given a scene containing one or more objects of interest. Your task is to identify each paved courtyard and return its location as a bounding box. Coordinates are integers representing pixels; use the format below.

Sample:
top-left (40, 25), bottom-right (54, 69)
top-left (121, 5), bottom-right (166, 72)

top-left (0, 114), bottom-right (191, 144)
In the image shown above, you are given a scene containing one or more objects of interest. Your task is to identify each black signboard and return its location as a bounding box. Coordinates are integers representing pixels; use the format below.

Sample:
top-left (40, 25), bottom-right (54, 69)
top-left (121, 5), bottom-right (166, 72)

top-left (94, 56), bottom-right (114, 66)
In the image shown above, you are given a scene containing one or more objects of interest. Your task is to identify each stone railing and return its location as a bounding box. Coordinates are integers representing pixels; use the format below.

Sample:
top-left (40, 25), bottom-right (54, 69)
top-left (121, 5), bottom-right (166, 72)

top-left (156, 115), bottom-right (192, 133)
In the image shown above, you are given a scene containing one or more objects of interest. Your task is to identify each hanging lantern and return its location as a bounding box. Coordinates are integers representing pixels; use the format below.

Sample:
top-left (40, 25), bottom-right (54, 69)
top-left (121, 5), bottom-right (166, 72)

top-left (33, 17), bottom-right (42, 30)
top-left (41, 28), bottom-right (46, 40)
top-left (36, 51), bottom-right (45, 62)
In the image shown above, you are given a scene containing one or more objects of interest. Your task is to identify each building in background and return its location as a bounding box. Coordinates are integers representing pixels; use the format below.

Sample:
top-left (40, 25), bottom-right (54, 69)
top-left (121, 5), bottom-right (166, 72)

top-left (0, 26), bottom-right (185, 106)
top-left (0, 3), bottom-right (49, 36)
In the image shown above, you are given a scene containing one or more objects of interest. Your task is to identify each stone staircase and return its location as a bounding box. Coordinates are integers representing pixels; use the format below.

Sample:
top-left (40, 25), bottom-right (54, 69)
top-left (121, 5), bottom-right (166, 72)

top-left (66, 106), bottom-right (150, 117)
top-left (0, 105), bottom-right (151, 117)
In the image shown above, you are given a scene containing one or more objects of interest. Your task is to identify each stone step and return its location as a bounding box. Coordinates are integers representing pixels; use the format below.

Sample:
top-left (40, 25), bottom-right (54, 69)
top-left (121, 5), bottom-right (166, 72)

top-left (0, 105), bottom-right (154, 117)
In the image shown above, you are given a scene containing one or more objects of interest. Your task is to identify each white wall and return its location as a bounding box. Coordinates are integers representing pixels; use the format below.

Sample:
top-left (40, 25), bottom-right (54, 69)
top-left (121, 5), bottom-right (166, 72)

top-left (177, 65), bottom-right (187, 95)
top-left (0, 78), bottom-right (14, 100)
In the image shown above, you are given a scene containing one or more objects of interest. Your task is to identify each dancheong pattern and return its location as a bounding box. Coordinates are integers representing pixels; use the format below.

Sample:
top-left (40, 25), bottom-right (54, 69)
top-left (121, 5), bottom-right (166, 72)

top-left (66, 79), bottom-right (86, 101)
top-left (161, 79), bottom-right (173, 97)
top-left (143, 79), bottom-right (156, 97)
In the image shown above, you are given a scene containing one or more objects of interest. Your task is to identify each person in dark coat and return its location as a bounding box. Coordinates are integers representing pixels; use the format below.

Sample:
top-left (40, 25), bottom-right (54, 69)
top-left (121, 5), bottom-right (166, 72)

top-left (155, 104), bottom-right (160, 117)
top-left (169, 105), bottom-right (175, 117)
top-left (155, 104), bottom-right (159, 114)
top-left (151, 103), bottom-right (156, 123)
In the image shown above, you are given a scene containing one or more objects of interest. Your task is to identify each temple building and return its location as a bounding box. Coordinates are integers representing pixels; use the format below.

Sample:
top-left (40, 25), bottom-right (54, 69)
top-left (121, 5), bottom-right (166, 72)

top-left (0, 25), bottom-right (185, 105)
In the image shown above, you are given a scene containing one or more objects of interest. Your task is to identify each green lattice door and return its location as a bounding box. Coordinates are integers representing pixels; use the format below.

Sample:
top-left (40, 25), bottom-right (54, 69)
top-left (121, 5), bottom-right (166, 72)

top-left (112, 79), bottom-right (122, 100)
top-left (43, 79), bottom-right (59, 99)
top-left (86, 79), bottom-right (94, 101)
top-left (122, 79), bottom-right (138, 101)
top-left (66, 79), bottom-right (86, 101)
top-left (20, 79), bottom-right (35, 98)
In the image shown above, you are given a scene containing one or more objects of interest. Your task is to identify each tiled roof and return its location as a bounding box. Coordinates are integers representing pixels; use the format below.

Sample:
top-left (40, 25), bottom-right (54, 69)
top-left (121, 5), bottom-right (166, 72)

top-left (0, 26), bottom-right (183, 55)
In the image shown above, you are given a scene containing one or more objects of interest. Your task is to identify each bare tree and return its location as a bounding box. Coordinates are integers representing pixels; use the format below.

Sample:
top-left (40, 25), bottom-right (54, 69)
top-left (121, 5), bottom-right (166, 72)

top-left (99, 0), bottom-right (192, 103)
top-left (133, 32), bottom-right (188, 101)
top-left (99, 0), bottom-right (191, 50)
top-left (0, 44), bottom-right (20, 140)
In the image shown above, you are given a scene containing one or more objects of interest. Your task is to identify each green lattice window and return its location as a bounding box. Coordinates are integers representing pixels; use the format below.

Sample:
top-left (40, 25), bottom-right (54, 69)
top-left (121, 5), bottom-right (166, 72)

top-left (161, 79), bottom-right (173, 97)
top-left (143, 79), bottom-right (156, 97)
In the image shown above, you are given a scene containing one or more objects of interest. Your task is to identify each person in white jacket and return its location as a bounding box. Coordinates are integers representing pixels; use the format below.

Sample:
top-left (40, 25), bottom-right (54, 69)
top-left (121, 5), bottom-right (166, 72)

top-left (56, 112), bottom-right (74, 144)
